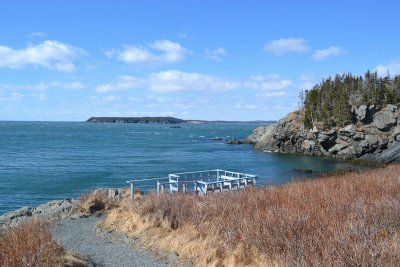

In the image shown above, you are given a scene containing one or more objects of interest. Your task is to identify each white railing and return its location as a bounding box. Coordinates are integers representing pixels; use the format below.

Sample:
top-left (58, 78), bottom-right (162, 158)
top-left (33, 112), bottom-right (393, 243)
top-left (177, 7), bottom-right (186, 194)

top-left (127, 169), bottom-right (258, 202)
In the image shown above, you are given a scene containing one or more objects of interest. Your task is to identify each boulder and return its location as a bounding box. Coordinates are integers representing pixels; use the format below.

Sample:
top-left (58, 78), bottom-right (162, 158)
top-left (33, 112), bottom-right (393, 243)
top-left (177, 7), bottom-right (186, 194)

top-left (0, 199), bottom-right (78, 230)
top-left (353, 131), bottom-right (365, 141)
top-left (337, 146), bottom-right (356, 157)
top-left (387, 104), bottom-right (397, 113)
top-left (358, 139), bottom-right (369, 149)
top-left (365, 134), bottom-right (379, 146)
top-left (0, 206), bottom-right (31, 223)
top-left (356, 105), bottom-right (368, 121)
top-left (339, 125), bottom-right (356, 136)
top-left (356, 105), bottom-right (378, 124)
top-left (373, 106), bottom-right (397, 131)
top-left (226, 138), bottom-right (243, 144)
top-left (391, 126), bottom-right (400, 141)
top-left (328, 140), bottom-right (349, 154)
top-left (32, 199), bottom-right (76, 220)
top-left (302, 139), bottom-right (315, 151)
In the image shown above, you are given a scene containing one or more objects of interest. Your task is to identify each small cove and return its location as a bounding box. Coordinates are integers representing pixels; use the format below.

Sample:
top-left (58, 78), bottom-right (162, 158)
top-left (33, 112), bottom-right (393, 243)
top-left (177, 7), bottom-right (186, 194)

top-left (0, 121), bottom-right (371, 214)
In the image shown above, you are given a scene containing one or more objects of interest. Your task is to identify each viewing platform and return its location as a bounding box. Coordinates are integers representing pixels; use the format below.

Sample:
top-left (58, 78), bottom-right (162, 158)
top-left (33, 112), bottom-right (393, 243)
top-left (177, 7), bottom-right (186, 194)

top-left (127, 169), bottom-right (258, 202)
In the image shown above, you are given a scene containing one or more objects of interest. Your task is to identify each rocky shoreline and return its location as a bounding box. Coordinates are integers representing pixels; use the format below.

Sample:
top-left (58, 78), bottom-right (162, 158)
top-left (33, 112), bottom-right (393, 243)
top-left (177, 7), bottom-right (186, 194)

top-left (245, 104), bottom-right (400, 163)
top-left (0, 188), bottom-right (123, 230)
top-left (0, 199), bottom-right (77, 229)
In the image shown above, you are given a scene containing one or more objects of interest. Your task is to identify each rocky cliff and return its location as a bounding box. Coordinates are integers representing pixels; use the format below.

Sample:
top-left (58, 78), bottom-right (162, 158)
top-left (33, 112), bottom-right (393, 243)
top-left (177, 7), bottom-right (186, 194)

top-left (245, 104), bottom-right (400, 163)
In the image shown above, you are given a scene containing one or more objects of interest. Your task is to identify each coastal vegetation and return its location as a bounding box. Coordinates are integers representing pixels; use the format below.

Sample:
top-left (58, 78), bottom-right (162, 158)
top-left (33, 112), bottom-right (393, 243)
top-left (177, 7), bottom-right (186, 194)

top-left (246, 70), bottom-right (400, 162)
top-left (99, 165), bottom-right (400, 266)
top-left (0, 219), bottom-right (88, 267)
top-left (302, 71), bottom-right (400, 128)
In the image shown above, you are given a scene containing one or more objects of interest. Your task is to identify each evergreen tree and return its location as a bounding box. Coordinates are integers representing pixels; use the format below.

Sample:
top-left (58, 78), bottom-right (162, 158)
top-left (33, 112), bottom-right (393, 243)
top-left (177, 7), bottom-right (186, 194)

top-left (300, 71), bottom-right (400, 129)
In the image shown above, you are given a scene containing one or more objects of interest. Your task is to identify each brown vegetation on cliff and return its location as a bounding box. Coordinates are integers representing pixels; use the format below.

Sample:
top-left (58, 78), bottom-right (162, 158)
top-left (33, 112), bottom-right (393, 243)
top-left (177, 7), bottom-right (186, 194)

top-left (100, 165), bottom-right (400, 266)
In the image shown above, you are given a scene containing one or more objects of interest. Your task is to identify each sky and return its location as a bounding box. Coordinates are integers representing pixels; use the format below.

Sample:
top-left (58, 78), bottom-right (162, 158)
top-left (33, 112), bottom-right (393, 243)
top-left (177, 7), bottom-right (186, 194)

top-left (0, 0), bottom-right (399, 121)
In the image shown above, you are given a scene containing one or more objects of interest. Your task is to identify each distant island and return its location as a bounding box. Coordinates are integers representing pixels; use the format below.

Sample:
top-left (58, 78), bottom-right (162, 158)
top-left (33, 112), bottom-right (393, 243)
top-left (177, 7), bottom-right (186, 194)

top-left (86, 116), bottom-right (274, 124)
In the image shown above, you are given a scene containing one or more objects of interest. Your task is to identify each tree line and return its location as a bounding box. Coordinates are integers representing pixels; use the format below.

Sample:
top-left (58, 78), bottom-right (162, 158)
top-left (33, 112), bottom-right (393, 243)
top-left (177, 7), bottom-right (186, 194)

top-left (301, 71), bottom-right (400, 129)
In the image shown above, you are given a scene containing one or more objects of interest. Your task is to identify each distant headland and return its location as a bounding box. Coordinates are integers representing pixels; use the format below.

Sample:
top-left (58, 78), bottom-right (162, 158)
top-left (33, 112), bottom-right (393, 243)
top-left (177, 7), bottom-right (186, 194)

top-left (86, 116), bottom-right (274, 124)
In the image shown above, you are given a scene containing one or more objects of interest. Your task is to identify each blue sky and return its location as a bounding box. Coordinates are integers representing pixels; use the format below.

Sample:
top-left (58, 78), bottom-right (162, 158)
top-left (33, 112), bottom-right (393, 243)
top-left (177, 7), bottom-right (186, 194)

top-left (0, 0), bottom-right (399, 121)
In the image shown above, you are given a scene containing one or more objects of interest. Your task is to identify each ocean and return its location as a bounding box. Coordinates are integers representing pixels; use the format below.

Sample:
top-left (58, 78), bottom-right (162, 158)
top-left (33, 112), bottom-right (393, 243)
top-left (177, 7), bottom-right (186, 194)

top-left (0, 121), bottom-right (366, 214)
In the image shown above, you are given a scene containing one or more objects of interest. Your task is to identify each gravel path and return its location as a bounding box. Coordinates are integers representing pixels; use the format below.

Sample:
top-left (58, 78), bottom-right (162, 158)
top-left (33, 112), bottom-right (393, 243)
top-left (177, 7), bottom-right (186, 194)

top-left (53, 215), bottom-right (171, 267)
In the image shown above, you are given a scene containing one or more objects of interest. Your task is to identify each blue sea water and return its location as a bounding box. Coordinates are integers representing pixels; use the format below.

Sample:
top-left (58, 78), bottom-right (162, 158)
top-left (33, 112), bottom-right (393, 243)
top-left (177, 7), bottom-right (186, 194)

top-left (0, 121), bottom-right (366, 214)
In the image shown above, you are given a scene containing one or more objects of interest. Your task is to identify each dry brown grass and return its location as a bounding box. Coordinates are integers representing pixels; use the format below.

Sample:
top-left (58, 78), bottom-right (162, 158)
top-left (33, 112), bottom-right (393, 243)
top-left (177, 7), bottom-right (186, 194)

top-left (0, 219), bottom-right (89, 267)
top-left (101, 165), bottom-right (400, 266)
top-left (78, 189), bottom-right (126, 215)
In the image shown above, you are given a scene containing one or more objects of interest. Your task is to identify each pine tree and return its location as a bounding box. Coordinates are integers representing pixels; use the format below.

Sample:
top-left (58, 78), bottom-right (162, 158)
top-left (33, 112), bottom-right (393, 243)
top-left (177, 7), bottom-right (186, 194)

top-left (301, 71), bottom-right (400, 129)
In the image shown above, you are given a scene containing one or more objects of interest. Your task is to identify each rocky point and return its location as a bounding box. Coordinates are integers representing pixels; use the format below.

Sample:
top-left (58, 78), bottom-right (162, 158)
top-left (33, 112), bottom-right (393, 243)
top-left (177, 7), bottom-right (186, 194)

top-left (245, 104), bottom-right (400, 163)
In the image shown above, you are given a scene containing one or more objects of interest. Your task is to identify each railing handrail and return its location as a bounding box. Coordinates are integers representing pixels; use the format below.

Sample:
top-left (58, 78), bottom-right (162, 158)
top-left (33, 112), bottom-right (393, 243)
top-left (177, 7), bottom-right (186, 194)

top-left (127, 172), bottom-right (257, 184)
top-left (170, 169), bottom-right (222, 175)
top-left (127, 177), bottom-right (170, 183)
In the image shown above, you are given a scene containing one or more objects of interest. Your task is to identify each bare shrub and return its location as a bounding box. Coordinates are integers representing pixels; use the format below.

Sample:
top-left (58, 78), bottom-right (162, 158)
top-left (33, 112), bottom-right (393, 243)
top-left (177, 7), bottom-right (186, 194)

top-left (0, 219), bottom-right (63, 267)
top-left (0, 219), bottom-right (91, 267)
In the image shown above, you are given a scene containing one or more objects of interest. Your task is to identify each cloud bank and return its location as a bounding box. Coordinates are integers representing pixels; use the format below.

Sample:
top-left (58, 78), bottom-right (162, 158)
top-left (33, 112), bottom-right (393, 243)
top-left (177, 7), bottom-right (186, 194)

top-left (96, 71), bottom-right (292, 95)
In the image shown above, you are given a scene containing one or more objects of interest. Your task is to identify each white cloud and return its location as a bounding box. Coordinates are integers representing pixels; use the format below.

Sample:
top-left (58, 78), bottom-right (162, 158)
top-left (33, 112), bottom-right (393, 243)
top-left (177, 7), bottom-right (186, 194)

top-left (95, 75), bottom-right (142, 93)
top-left (63, 82), bottom-right (86, 90)
top-left (204, 47), bottom-right (227, 61)
top-left (147, 70), bottom-right (240, 93)
top-left (264, 38), bottom-right (309, 55)
top-left (0, 40), bottom-right (85, 72)
top-left (258, 91), bottom-right (286, 97)
top-left (244, 74), bottom-right (292, 90)
top-left (0, 81), bottom-right (87, 91)
top-left (117, 47), bottom-right (153, 64)
top-left (375, 60), bottom-right (400, 76)
top-left (96, 70), bottom-right (240, 94)
top-left (102, 95), bottom-right (120, 102)
top-left (108, 40), bottom-right (188, 66)
top-left (312, 46), bottom-right (343, 61)
top-left (235, 104), bottom-right (259, 109)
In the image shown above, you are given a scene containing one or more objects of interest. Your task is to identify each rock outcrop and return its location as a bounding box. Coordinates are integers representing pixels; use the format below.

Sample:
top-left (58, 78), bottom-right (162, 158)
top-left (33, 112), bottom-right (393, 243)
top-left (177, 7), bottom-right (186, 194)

top-left (245, 104), bottom-right (400, 163)
top-left (0, 199), bottom-right (77, 229)
top-left (0, 188), bottom-right (125, 229)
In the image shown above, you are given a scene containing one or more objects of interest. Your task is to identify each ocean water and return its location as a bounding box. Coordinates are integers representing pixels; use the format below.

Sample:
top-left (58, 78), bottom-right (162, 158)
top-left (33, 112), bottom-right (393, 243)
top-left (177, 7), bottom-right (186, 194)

top-left (0, 121), bottom-right (366, 214)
